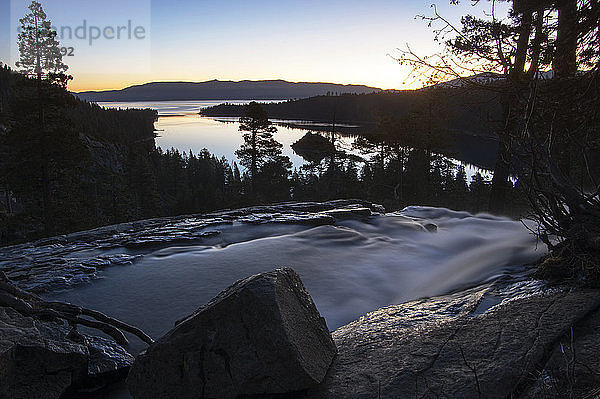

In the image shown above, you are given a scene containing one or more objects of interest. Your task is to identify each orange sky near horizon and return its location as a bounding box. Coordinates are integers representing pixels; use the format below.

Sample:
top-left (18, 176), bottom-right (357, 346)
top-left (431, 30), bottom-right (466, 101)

top-left (68, 65), bottom-right (421, 93)
top-left (2, 0), bottom-right (511, 93)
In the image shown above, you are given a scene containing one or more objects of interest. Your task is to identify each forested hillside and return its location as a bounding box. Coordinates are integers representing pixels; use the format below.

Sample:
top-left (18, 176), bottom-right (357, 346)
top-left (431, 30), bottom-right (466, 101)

top-left (0, 66), bottom-right (530, 245)
top-left (0, 67), bottom-right (243, 244)
top-left (202, 88), bottom-right (503, 168)
top-left (201, 87), bottom-right (501, 135)
top-left (0, 65), bottom-right (154, 241)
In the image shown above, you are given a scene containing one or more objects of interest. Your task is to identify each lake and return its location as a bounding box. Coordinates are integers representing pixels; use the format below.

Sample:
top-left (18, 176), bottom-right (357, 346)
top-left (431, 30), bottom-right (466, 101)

top-left (98, 100), bottom-right (492, 179)
top-left (99, 100), bottom-right (339, 169)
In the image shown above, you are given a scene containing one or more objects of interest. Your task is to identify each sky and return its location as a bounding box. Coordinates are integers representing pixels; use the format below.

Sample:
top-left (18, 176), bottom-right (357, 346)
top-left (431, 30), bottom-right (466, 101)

top-left (0, 0), bottom-right (509, 92)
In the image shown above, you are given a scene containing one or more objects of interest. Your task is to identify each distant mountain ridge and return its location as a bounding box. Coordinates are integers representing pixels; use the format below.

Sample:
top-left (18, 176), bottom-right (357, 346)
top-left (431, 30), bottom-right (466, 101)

top-left (74, 80), bottom-right (382, 102)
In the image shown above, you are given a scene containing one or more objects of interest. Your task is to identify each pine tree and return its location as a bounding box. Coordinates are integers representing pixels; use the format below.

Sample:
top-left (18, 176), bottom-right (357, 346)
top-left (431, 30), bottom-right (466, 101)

top-left (469, 172), bottom-right (490, 213)
top-left (16, 1), bottom-right (69, 85)
top-left (235, 102), bottom-right (291, 201)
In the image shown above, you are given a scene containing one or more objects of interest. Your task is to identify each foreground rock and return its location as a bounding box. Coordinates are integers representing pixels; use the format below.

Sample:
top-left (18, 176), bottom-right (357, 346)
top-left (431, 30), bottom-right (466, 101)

top-left (127, 268), bottom-right (336, 399)
top-left (0, 306), bottom-right (134, 399)
top-left (303, 282), bottom-right (600, 398)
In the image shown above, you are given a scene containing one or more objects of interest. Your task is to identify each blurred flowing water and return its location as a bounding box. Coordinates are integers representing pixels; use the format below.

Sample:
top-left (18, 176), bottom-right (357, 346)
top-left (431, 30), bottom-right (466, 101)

top-left (0, 202), bottom-right (545, 356)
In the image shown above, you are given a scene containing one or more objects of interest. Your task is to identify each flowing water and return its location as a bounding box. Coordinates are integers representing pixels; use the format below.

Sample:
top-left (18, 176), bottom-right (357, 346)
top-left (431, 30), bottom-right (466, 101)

top-left (0, 202), bottom-right (546, 357)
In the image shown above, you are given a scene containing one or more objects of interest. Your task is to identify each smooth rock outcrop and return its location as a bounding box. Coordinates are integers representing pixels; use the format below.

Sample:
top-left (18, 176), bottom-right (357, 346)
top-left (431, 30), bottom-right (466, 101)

top-left (0, 306), bottom-right (134, 399)
top-left (127, 268), bottom-right (337, 399)
top-left (303, 283), bottom-right (600, 399)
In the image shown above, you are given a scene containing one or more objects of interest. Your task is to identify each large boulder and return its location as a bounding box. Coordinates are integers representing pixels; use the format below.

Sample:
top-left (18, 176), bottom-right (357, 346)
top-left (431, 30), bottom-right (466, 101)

top-left (127, 268), bottom-right (337, 399)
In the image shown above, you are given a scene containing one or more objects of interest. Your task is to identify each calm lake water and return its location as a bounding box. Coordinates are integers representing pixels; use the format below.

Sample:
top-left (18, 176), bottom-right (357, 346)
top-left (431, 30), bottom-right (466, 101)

top-left (99, 100), bottom-right (335, 169)
top-left (98, 100), bottom-right (492, 178)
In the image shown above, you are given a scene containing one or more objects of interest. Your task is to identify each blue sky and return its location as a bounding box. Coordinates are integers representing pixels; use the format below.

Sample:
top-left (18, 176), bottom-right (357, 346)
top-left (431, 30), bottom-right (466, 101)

top-left (0, 0), bottom-right (509, 91)
top-left (0, 0), bottom-right (8, 62)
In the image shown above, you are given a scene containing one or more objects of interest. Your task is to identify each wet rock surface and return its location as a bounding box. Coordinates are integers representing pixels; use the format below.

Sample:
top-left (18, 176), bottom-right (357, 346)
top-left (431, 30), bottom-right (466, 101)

top-left (127, 268), bottom-right (336, 399)
top-left (0, 306), bottom-right (134, 399)
top-left (302, 282), bottom-right (600, 399)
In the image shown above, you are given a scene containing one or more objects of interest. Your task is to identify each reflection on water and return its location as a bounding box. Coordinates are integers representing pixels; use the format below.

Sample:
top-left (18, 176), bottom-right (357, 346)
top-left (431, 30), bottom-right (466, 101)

top-left (98, 100), bottom-right (492, 178)
top-left (156, 115), bottom-right (309, 168)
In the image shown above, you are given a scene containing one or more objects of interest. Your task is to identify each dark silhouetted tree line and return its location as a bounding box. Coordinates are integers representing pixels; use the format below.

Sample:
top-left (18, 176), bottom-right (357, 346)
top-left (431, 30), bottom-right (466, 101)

top-left (150, 148), bottom-right (240, 215)
top-left (202, 88), bottom-right (505, 171)
top-left (284, 92), bottom-right (526, 213)
top-left (0, 67), bottom-right (533, 245)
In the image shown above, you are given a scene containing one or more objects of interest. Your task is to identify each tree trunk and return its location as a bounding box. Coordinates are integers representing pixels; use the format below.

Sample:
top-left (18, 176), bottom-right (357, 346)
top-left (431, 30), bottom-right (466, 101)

top-left (251, 131), bottom-right (257, 200)
top-left (512, 11), bottom-right (534, 83)
top-left (489, 102), bottom-right (512, 214)
top-left (552, 0), bottom-right (579, 177)
top-left (527, 9), bottom-right (545, 79)
top-left (554, 0), bottom-right (578, 79)
top-left (489, 8), bottom-right (533, 214)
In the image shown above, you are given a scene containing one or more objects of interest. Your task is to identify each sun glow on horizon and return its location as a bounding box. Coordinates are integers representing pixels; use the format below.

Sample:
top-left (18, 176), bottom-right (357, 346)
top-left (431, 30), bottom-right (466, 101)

top-left (1, 0), bottom-right (509, 94)
top-left (68, 70), bottom-right (422, 93)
